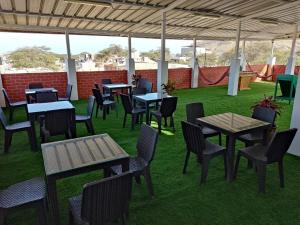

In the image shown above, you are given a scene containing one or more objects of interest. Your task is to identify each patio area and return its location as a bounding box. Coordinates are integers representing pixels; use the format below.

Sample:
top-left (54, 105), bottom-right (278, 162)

top-left (0, 82), bottom-right (299, 225)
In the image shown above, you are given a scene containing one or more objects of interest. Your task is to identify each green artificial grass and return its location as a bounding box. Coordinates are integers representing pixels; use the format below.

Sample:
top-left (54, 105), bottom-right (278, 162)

top-left (1, 82), bottom-right (300, 225)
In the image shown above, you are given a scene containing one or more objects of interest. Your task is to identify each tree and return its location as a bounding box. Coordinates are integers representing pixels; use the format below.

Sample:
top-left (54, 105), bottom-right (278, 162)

top-left (95, 44), bottom-right (127, 63)
top-left (140, 48), bottom-right (171, 61)
top-left (8, 46), bottom-right (60, 70)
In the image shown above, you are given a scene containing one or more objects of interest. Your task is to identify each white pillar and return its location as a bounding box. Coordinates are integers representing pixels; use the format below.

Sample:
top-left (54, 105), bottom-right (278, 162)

top-left (240, 40), bottom-right (246, 71)
top-left (0, 74), bottom-right (5, 107)
top-left (267, 40), bottom-right (276, 66)
top-left (126, 34), bottom-right (135, 84)
top-left (191, 38), bottom-right (199, 88)
top-left (288, 75), bottom-right (300, 156)
top-left (157, 12), bottom-right (168, 94)
top-left (285, 24), bottom-right (298, 75)
top-left (65, 31), bottom-right (78, 100)
top-left (228, 20), bottom-right (241, 96)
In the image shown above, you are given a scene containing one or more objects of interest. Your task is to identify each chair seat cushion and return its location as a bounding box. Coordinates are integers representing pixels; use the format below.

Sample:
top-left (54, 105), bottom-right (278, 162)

top-left (240, 145), bottom-right (268, 162)
top-left (238, 132), bottom-right (264, 144)
top-left (0, 177), bottom-right (45, 209)
top-left (6, 121), bottom-right (31, 131)
top-left (203, 141), bottom-right (225, 155)
top-left (11, 101), bottom-right (27, 107)
top-left (76, 115), bottom-right (90, 122)
top-left (69, 195), bottom-right (86, 225)
top-left (111, 157), bottom-right (147, 175)
top-left (202, 126), bottom-right (220, 137)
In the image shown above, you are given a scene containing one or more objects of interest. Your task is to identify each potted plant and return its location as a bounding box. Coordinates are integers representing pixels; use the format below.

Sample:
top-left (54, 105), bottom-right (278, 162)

top-left (161, 80), bottom-right (176, 95)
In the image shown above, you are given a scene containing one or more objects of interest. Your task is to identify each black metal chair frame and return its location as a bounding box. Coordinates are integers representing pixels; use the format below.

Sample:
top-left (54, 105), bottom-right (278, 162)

top-left (2, 88), bottom-right (27, 121)
top-left (76, 96), bottom-right (95, 135)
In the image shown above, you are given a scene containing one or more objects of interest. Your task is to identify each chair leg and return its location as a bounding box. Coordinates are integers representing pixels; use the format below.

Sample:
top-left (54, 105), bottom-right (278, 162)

top-left (69, 209), bottom-right (74, 225)
top-left (123, 113), bottom-right (127, 128)
top-left (37, 200), bottom-right (47, 225)
top-left (143, 167), bottom-right (154, 197)
top-left (96, 104), bottom-right (99, 118)
top-left (27, 128), bottom-right (36, 151)
top-left (0, 209), bottom-right (7, 225)
top-left (233, 152), bottom-right (241, 180)
top-left (170, 116), bottom-right (175, 132)
top-left (164, 117), bottom-right (167, 126)
top-left (223, 152), bottom-right (227, 179)
top-left (86, 120), bottom-right (95, 135)
top-left (4, 131), bottom-right (12, 153)
top-left (135, 175), bottom-right (141, 184)
top-left (103, 106), bottom-right (106, 120)
top-left (257, 164), bottom-right (266, 193)
top-left (140, 113), bottom-right (144, 124)
top-left (131, 114), bottom-right (135, 130)
top-left (200, 157), bottom-right (209, 184)
top-left (9, 107), bottom-right (14, 121)
top-left (278, 160), bottom-right (284, 188)
top-left (218, 133), bottom-right (222, 145)
top-left (182, 151), bottom-right (190, 174)
top-left (157, 117), bottom-right (162, 133)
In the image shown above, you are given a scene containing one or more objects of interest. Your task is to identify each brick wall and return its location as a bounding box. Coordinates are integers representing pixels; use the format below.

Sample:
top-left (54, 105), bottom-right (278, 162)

top-left (2, 72), bottom-right (67, 101)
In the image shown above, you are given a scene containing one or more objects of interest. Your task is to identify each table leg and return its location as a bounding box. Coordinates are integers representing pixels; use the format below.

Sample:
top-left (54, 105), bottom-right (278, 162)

top-left (226, 135), bottom-right (236, 182)
top-left (121, 158), bottom-right (130, 172)
top-left (129, 86), bottom-right (132, 96)
top-left (29, 114), bottom-right (38, 150)
top-left (145, 103), bottom-right (150, 125)
top-left (47, 178), bottom-right (60, 225)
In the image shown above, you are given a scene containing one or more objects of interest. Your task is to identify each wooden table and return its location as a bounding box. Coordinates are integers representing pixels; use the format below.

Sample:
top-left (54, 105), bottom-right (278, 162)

top-left (197, 113), bottom-right (271, 181)
top-left (42, 134), bottom-right (130, 225)
top-left (133, 92), bottom-right (171, 125)
top-left (102, 83), bottom-right (132, 96)
top-left (25, 88), bottom-right (57, 103)
top-left (27, 101), bottom-right (75, 149)
top-left (238, 72), bottom-right (255, 91)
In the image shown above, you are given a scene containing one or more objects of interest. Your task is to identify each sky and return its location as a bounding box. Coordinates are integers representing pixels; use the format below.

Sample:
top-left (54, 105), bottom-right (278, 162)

top-left (0, 32), bottom-right (193, 55)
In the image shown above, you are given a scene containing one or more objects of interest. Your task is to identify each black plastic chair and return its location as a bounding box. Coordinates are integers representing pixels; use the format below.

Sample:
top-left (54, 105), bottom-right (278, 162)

top-left (102, 79), bottom-right (119, 102)
top-left (36, 91), bottom-right (58, 103)
top-left (92, 88), bottom-right (116, 120)
top-left (94, 83), bottom-right (111, 100)
top-left (0, 177), bottom-right (47, 225)
top-left (150, 97), bottom-right (178, 133)
top-left (238, 106), bottom-right (277, 146)
top-left (40, 109), bottom-right (74, 143)
top-left (76, 96), bottom-right (95, 135)
top-left (186, 102), bottom-right (222, 145)
top-left (28, 82), bottom-right (43, 89)
top-left (132, 87), bottom-right (147, 96)
top-left (69, 172), bottom-right (132, 225)
top-left (2, 88), bottom-right (27, 121)
top-left (137, 78), bottom-right (152, 93)
top-left (0, 107), bottom-right (35, 153)
top-left (181, 121), bottom-right (227, 184)
top-left (234, 128), bottom-right (297, 193)
top-left (58, 84), bottom-right (72, 101)
top-left (111, 124), bottom-right (159, 197)
top-left (120, 94), bottom-right (145, 130)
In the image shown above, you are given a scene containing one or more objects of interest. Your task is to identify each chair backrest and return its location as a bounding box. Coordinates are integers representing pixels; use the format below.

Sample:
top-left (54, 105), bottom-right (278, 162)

top-left (181, 121), bottom-right (206, 158)
top-left (42, 109), bottom-right (73, 136)
top-left (86, 96), bottom-right (95, 118)
top-left (186, 102), bottom-right (205, 124)
top-left (36, 91), bottom-right (58, 103)
top-left (252, 106), bottom-right (276, 125)
top-left (94, 83), bottom-right (100, 89)
top-left (138, 78), bottom-right (152, 93)
top-left (136, 124), bottom-right (159, 164)
top-left (66, 84), bottom-right (73, 100)
top-left (102, 79), bottom-right (112, 85)
top-left (2, 88), bottom-right (11, 107)
top-left (28, 82), bottom-right (43, 89)
top-left (0, 107), bottom-right (8, 129)
top-left (92, 88), bottom-right (104, 105)
top-left (160, 97), bottom-right (178, 117)
top-left (132, 87), bottom-right (147, 95)
top-left (265, 128), bottom-right (297, 163)
top-left (81, 172), bottom-right (132, 225)
top-left (120, 94), bottom-right (133, 113)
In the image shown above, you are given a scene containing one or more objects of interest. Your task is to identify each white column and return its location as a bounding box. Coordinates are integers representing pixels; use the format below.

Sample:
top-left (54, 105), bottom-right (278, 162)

top-left (240, 40), bottom-right (246, 71)
top-left (288, 74), bottom-right (300, 156)
top-left (267, 40), bottom-right (276, 66)
top-left (228, 20), bottom-right (241, 96)
top-left (191, 38), bottom-right (199, 88)
top-left (285, 24), bottom-right (298, 75)
top-left (0, 74), bottom-right (5, 107)
top-left (65, 30), bottom-right (78, 100)
top-left (126, 34), bottom-right (135, 84)
top-left (157, 12), bottom-right (168, 94)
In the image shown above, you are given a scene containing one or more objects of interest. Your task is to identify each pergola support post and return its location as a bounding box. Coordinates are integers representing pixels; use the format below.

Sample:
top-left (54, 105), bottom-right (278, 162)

top-left (0, 74), bottom-right (5, 107)
top-left (157, 12), bottom-right (168, 94)
top-left (267, 40), bottom-right (276, 66)
top-left (228, 20), bottom-right (241, 96)
top-left (285, 24), bottom-right (298, 75)
top-left (65, 30), bottom-right (78, 100)
top-left (191, 38), bottom-right (199, 88)
top-left (240, 40), bottom-right (246, 71)
top-left (126, 34), bottom-right (135, 84)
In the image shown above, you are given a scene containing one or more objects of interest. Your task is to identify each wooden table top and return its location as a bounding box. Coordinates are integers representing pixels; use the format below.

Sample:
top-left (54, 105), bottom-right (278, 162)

top-left (197, 113), bottom-right (270, 134)
top-left (42, 134), bottom-right (129, 176)
top-left (27, 101), bottom-right (74, 114)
